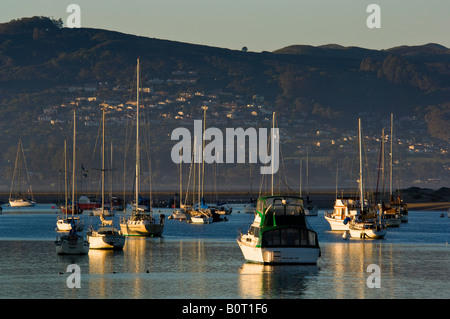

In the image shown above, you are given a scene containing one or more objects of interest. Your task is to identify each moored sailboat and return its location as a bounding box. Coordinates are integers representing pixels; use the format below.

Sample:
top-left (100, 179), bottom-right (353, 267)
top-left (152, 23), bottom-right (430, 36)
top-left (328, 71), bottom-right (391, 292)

top-left (348, 118), bottom-right (387, 240)
top-left (324, 198), bottom-right (359, 231)
top-left (8, 139), bottom-right (35, 207)
top-left (119, 58), bottom-right (165, 237)
top-left (56, 114), bottom-right (84, 232)
top-left (87, 109), bottom-right (125, 250)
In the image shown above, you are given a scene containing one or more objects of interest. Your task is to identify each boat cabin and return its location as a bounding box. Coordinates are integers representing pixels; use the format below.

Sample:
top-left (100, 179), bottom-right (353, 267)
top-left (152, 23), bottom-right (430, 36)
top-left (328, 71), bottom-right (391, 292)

top-left (255, 196), bottom-right (319, 249)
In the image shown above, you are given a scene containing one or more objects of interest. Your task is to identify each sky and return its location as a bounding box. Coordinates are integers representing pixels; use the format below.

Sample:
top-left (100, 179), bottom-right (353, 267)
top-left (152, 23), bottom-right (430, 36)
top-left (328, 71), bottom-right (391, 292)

top-left (0, 0), bottom-right (449, 52)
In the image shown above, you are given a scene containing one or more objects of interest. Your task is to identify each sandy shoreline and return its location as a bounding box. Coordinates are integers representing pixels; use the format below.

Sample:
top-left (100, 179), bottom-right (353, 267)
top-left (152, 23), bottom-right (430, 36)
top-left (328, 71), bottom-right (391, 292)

top-left (407, 202), bottom-right (450, 211)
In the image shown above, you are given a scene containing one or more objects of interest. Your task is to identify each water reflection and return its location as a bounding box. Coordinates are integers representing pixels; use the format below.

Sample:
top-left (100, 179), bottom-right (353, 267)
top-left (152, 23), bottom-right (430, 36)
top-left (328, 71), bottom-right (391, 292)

top-left (318, 242), bottom-right (397, 298)
top-left (238, 263), bottom-right (318, 298)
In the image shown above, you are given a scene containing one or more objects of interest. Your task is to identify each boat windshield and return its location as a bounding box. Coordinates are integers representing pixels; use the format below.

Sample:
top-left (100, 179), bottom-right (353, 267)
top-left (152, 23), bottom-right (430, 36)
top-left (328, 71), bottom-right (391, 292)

top-left (257, 197), bottom-right (304, 215)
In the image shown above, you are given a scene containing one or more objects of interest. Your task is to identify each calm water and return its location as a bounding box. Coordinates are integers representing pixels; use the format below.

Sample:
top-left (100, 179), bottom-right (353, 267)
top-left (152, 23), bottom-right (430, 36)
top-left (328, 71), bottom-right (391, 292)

top-left (0, 206), bottom-right (449, 299)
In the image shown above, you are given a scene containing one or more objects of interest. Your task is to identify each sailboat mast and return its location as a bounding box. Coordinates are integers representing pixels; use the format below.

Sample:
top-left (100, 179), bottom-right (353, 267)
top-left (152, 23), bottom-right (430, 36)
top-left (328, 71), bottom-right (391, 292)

top-left (271, 111), bottom-right (275, 196)
top-left (102, 109), bottom-right (105, 213)
top-left (201, 106), bottom-right (206, 198)
top-left (135, 58), bottom-right (140, 209)
top-left (359, 118), bottom-right (364, 212)
top-left (72, 109), bottom-right (76, 217)
top-left (390, 113), bottom-right (393, 197)
top-left (64, 140), bottom-right (67, 218)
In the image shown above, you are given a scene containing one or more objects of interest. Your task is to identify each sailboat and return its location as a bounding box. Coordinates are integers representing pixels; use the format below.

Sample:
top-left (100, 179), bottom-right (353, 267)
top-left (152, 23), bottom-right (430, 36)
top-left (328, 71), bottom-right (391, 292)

top-left (237, 112), bottom-right (321, 264)
top-left (348, 118), bottom-right (387, 240)
top-left (120, 58), bottom-right (165, 237)
top-left (55, 109), bottom-right (89, 255)
top-left (386, 113), bottom-right (408, 223)
top-left (87, 109), bottom-right (125, 250)
top-left (8, 139), bottom-right (35, 207)
top-left (56, 139), bottom-right (84, 232)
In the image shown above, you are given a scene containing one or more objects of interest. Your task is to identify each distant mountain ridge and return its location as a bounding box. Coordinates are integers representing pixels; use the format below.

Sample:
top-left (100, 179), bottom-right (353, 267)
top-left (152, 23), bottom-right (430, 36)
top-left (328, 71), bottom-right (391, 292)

top-left (0, 16), bottom-right (449, 191)
top-left (0, 16), bottom-right (449, 133)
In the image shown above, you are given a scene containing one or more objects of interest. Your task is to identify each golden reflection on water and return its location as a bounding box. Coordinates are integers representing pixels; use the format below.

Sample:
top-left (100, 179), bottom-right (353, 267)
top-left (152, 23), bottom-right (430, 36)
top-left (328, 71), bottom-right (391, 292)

top-left (85, 238), bottom-right (400, 298)
top-left (323, 242), bottom-right (396, 298)
top-left (238, 263), bottom-right (318, 298)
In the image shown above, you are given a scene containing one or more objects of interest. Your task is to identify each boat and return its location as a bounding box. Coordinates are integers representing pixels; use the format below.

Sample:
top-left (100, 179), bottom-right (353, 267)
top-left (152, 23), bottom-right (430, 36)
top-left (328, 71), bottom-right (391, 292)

top-left (56, 117), bottom-right (84, 232)
top-left (237, 112), bottom-right (320, 264)
top-left (190, 213), bottom-right (212, 224)
top-left (348, 216), bottom-right (387, 239)
top-left (56, 216), bottom-right (84, 232)
top-left (387, 113), bottom-right (408, 223)
top-left (78, 195), bottom-right (101, 212)
top-left (170, 208), bottom-right (189, 220)
top-left (304, 199), bottom-right (318, 216)
top-left (324, 198), bottom-right (359, 231)
top-left (120, 58), bottom-right (165, 237)
top-left (93, 206), bottom-right (115, 217)
top-left (348, 118), bottom-right (387, 240)
top-left (237, 195), bottom-right (321, 264)
top-left (55, 227), bottom-right (90, 255)
top-left (382, 204), bottom-right (402, 227)
top-left (87, 218), bottom-right (125, 249)
top-left (8, 139), bottom-right (36, 207)
top-left (243, 202), bottom-right (256, 214)
top-left (87, 109), bottom-right (125, 250)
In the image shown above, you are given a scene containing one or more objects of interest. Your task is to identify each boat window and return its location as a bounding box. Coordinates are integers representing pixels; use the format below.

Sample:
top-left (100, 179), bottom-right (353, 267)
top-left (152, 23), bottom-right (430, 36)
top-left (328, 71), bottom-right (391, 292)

top-left (262, 228), bottom-right (318, 248)
top-left (249, 226), bottom-right (260, 238)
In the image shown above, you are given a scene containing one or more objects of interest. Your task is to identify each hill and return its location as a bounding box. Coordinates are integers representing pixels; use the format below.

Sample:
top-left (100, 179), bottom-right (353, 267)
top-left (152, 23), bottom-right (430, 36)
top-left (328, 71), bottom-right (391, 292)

top-left (0, 17), bottom-right (449, 193)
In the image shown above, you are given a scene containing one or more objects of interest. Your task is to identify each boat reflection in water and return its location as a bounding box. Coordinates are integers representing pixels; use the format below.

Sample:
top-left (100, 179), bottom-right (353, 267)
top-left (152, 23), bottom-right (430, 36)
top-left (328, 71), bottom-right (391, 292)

top-left (238, 263), bottom-right (318, 298)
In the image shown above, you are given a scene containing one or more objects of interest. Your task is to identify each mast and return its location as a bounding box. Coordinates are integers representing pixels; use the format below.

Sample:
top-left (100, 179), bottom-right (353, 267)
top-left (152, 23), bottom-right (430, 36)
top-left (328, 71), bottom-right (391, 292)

top-left (179, 149), bottom-right (182, 209)
top-left (358, 118), bottom-right (364, 213)
top-left (299, 158), bottom-right (302, 197)
top-left (271, 111), bottom-right (275, 196)
top-left (72, 109), bottom-right (76, 217)
top-left (201, 106), bottom-right (206, 199)
top-left (135, 58), bottom-right (140, 210)
top-left (102, 109), bottom-right (105, 214)
top-left (64, 140), bottom-right (67, 218)
top-left (390, 113), bottom-right (393, 198)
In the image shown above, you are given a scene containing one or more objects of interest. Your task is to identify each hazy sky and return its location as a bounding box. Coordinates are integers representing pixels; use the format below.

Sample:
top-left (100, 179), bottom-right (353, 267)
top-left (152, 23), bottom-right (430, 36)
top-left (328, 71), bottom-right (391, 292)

top-left (1, 0), bottom-right (449, 52)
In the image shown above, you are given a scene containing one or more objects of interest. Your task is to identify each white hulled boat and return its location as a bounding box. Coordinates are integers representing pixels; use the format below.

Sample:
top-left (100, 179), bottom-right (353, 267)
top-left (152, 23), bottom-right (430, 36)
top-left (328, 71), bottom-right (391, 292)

top-left (56, 117), bottom-right (84, 232)
top-left (88, 214), bottom-right (125, 249)
top-left (55, 227), bottom-right (90, 255)
top-left (324, 198), bottom-right (359, 231)
top-left (8, 139), bottom-right (35, 207)
top-left (237, 195), bottom-right (321, 264)
top-left (120, 59), bottom-right (165, 237)
top-left (348, 118), bottom-right (387, 240)
top-left (87, 109), bottom-right (125, 250)
top-left (349, 206), bottom-right (387, 239)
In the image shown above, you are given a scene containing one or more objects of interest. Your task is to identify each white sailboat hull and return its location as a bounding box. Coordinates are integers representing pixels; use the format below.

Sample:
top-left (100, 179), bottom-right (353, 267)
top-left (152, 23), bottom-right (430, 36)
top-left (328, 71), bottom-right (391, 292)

top-left (237, 240), bottom-right (319, 264)
top-left (9, 199), bottom-right (35, 207)
top-left (190, 216), bottom-right (211, 224)
top-left (324, 215), bottom-right (350, 231)
top-left (349, 227), bottom-right (387, 239)
top-left (87, 233), bottom-right (125, 250)
top-left (55, 235), bottom-right (89, 255)
top-left (120, 221), bottom-right (164, 237)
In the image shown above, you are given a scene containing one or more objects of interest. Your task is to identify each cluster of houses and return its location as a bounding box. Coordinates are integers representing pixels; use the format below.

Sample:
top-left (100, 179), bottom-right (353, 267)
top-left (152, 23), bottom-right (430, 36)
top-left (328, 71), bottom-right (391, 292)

top-left (36, 77), bottom-right (449, 184)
